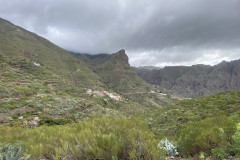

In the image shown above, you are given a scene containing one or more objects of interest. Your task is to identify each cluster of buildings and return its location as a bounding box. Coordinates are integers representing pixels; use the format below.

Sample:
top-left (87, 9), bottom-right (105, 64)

top-left (86, 89), bottom-right (122, 101)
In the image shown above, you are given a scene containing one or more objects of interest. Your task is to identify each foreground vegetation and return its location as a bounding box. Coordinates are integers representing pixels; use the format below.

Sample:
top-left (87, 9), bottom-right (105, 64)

top-left (142, 90), bottom-right (240, 158)
top-left (178, 116), bottom-right (239, 158)
top-left (0, 115), bottom-right (164, 159)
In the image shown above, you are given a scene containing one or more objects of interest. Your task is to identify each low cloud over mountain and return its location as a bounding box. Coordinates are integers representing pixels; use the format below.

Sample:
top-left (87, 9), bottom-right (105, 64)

top-left (1, 0), bottom-right (240, 66)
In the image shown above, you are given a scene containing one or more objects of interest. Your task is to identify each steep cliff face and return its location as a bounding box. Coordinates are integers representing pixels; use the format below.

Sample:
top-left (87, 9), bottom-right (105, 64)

top-left (136, 60), bottom-right (240, 98)
top-left (112, 49), bottom-right (129, 64)
top-left (209, 60), bottom-right (240, 91)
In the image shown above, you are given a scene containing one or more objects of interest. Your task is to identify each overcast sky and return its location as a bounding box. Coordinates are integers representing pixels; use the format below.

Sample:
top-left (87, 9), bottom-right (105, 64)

top-left (1, 0), bottom-right (240, 67)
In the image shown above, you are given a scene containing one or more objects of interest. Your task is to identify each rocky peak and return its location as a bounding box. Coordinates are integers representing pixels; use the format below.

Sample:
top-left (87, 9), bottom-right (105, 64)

top-left (217, 60), bottom-right (228, 66)
top-left (112, 49), bottom-right (129, 64)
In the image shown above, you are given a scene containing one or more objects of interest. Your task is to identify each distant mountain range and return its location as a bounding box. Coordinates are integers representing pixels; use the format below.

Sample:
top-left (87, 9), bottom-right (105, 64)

top-left (137, 66), bottom-right (162, 70)
top-left (135, 60), bottom-right (240, 97)
top-left (72, 47), bottom-right (240, 98)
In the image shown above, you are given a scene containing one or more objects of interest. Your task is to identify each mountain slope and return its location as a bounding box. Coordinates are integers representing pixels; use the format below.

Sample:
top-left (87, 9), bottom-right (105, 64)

top-left (0, 18), bottom-right (148, 124)
top-left (141, 89), bottom-right (240, 135)
top-left (73, 50), bottom-right (178, 107)
top-left (136, 60), bottom-right (240, 98)
top-left (90, 49), bottom-right (151, 93)
top-left (0, 18), bottom-right (104, 92)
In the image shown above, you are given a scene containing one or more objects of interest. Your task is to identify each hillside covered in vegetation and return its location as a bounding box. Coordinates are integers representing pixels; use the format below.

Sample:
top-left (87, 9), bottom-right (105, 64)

top-left (142, 89), bottom-right (240, 158)
top-left (0, 17), bottom-right (176, 124)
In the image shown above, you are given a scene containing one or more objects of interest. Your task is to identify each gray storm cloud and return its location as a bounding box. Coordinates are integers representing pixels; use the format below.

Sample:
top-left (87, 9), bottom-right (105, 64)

top-left (1, 0), bottom-right (240, 66)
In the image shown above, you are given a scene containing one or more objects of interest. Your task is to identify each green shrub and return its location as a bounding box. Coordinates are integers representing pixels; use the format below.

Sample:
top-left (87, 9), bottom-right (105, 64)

top-left (212, 148), bottom-right (227, 159)
top-left (0, 115), bottom-right (163, 159)
top-left (177, 115), bottom-right (236, 157)
top-left (12, 111), bottom-right (39, 120)
top-left (233, 123), bottom-right (240, 156)
top-left (39, 117), bottom-right (71, 126)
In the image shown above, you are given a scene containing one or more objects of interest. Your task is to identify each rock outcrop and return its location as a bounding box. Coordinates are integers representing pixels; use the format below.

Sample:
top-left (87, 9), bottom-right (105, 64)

top-left (112, 49), bottom-right (129, 64)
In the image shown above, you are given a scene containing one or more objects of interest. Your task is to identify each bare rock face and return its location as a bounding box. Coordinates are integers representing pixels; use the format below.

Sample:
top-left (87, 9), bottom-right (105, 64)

top-left (112, 49), bottom-right (129, 64)
top-left (136, 59), bottom-right (240, 98)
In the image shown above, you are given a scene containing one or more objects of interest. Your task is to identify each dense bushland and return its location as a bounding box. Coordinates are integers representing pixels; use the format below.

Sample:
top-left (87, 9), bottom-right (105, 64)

top-left (0, 115), bottom-right (164, 159)
top-left (177, 115), bottom-right (238, 158)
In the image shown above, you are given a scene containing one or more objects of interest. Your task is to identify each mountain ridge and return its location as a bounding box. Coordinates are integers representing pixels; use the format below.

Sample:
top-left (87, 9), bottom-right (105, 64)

top-left (136, 59), bottom-right (240, 97)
